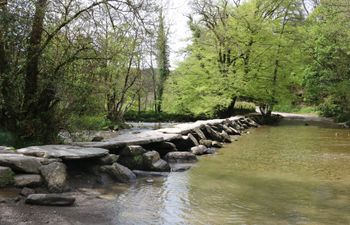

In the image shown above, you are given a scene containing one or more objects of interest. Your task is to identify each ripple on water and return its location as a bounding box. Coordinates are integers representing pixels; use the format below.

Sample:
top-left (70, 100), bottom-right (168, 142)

top-left (101, 121), bottom-right (350, 225)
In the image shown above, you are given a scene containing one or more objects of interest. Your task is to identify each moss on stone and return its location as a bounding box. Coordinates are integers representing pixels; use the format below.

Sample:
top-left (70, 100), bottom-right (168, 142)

top-left (0, 167), bottom-right (15, 187)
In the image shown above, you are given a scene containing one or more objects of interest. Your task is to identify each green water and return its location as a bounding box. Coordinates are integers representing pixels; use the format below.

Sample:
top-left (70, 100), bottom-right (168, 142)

top-left (106, 121), bottom-right (350, 224)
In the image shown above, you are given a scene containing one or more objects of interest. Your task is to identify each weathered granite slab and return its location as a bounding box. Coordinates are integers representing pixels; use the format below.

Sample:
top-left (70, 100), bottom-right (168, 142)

top-left (0, 154), bottom-right (42, 173)
top-left (159, 116), bottom-right (244, 134)
top-left (17, 145), bottom-right (108, 160)
top-left (76, 116), bottom-right (245, 150)
top-left (76, 131), bottom-right (181, 149)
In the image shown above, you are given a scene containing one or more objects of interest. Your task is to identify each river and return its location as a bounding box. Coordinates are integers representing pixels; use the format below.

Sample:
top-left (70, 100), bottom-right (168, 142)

top-left (100, 120), bottom-right (350, 225)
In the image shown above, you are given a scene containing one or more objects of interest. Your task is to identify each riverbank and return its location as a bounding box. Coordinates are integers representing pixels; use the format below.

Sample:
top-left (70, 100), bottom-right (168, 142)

top-left (2, 114), bottom-right (349, 224)
top-left (0, 115), bottom-right (265, 224)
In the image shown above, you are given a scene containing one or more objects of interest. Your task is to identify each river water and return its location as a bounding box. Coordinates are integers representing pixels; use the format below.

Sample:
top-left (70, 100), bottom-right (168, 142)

top-left (102, 120), bottom-right (350, 225)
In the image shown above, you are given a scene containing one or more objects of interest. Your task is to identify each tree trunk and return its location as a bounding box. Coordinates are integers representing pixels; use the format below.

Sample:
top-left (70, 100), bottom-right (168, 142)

top-left (24, 0), bottom-right (47, 110)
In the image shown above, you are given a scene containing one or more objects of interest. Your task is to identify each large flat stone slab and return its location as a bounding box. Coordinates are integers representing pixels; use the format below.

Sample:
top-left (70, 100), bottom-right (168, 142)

top-left (0, 154), bottom-right (42, 173)
top-left (76, 131), bottom-right (181, 149)
top-left (17, 145), bottom-right (108, 160)
top-left (159, 116), bottom-right (244, 134)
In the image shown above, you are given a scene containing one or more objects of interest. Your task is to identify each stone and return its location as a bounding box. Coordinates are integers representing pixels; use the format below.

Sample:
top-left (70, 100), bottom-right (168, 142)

top-left (132, 170), bottom-right (169, 177)
top-left (143, 151), bottom-right (160, 165)
top-left (100, 163), bottom-right (136, 183)
top-left (245, 118), bottom-right (259, 127)
top-left (212, 141), bottom-right (223, 148)
top-left (142, 151), bottom-right (170, 172)
top-left (141, 142), bottom-right (177, 157)
top-left (14, 174), bottom-right (43, 187)
top-left (39, 162), bottom-right (68, 193)
top-left (20, 187), bottom-right (35, 197)
top-left (222, 124), bottom-right (238, 135)
top-left (120, 145), bottom-right (146, 157)
top-left (170, 164), bottom-right (192, 172)
top-left (164, 152), bottom-right (198, 163)
top-left (146, 178), bottom-right (154, 183)
top-left (191, 145), bottom-right (208, 155)
top-left (117, 155), bottom-right (144, 170)
top-left (117, 146), bottom-right (146, 170)
top-left (76, 130), bottom-right (181, 150)
top-left (17, 145), bottom-right (108, 160)
top-left (190, 127), bottom-right (207, 141)
top-left (220, 131), bottom-right (232, 143)
top-left (201, 125), bottom-right (223, 142)
top-left (204, 148), bottom-right (216, 154)
top-left (170, 134), bottom-right (199, 151)
top-left (199, 139), bottom-right (212, 148)
top-left (0, 146), bottom-right (15, 151)
top-left (148, 159), bottom-right (170, 172)
top-left (0, 166), bottom-right (14, 187)
top-left (96, 154), bottom-right (119, 165)
top-left (0, 146), bottom-right (16, 154)
top-left (91, 136), bottom-right (104, 142)
top-left (211, 124), bottom-right (225, 132)
top-left (25, 194), bottom-right (75, 206)
top-left (39, 158), bottom-right (62, 165)
top-left (0, 154), bottom-right (42, 173)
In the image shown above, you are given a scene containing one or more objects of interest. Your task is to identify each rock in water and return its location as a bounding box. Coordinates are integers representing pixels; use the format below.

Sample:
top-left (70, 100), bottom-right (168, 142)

top-left (25, 194), bottom-right (75, 206)
top-left (117, 145), bottom-right (146, 170)
top-left (142, 151), bottom-right (170, 172)
top-left (164, 152), bottom-right (198, 163)
top-left (201, 125), bottom-right (223, 142)
top-left (212, 141), bottom-right (223, 148)
top-left (199, 139), bottom-right (212, 147)
top-left (100, 163), bottom-right (136, 183)
top-left (142, 151), bottom-right (160, 165)
top-left (14, 174), bottom-right (43, 187)
top-left (191, 127), bottom-right (207, 141)
top-left (0, 154), bottom-right (42, 173)
top-left (170, 134), bottom-right (199, 151)
top-left (141, 142), bottom-right (177, 157)
top-left (0, 166), bottom-right (14, 187)
top-left (190, 145), bottom-right (208, 155)
top-left (40, 162), bottom-right (68, 193)
top-left (220, 131), bottom-right (232, 143)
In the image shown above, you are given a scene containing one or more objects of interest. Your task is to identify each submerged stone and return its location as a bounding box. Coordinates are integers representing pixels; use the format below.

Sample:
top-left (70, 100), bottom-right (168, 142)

top-left (100, 163), bottom-right (136, 183)
top-left (25, 194), bottom-right (75, 206)
top-left (164, 152), bottom-right (198, 163)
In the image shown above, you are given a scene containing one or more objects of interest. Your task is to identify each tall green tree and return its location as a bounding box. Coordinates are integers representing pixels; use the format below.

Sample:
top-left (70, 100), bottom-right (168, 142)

top-left (155, 9), bottom-right (170, 113)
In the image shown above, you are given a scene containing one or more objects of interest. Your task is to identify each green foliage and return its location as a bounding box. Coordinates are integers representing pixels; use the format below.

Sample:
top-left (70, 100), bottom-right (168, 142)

top-left (67, 115), bottom-right (113, 131)
top-left (302, 0), bottom-right (350, 121)
top-left (124, 110), bottom-right (208, 122)
top-left (0, 167), bottom-right (14, 188)
top-left (164, 0), bottom-right (305, 116)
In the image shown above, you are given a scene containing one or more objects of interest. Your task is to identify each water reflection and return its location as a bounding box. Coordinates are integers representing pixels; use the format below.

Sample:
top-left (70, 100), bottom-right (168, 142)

top-left (105, 121), bottom-right (350, 224)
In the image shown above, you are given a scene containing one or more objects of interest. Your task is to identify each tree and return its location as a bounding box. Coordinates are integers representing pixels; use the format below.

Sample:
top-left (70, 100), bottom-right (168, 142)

top-left (0, 0), bottom-right (158, 143)
top-left (155, 9), bottom-right (170, 113)
top-left (303, 0), bottom-right (350, 121)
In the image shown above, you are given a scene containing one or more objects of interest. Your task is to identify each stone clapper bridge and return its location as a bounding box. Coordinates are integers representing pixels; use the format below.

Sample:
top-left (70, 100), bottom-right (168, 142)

top-left (0, 116), bottom-right (259, 206)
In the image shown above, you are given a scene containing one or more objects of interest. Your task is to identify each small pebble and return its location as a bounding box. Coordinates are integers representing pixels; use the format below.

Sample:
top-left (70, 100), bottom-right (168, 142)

top-left (146, 178), bottom-right (154, 183)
